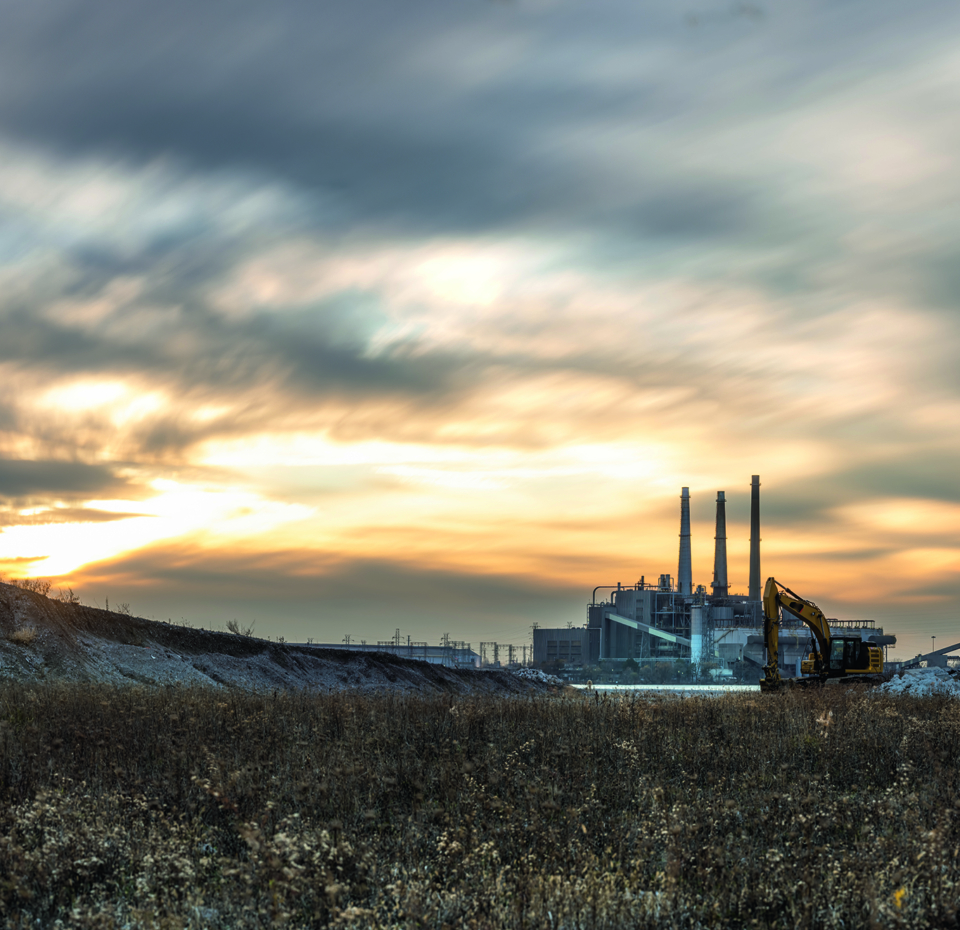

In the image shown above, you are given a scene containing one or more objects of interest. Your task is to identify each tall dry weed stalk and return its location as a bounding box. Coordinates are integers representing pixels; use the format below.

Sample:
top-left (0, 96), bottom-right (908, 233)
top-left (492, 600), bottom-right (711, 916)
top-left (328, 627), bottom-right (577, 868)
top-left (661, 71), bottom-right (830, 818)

top-left (0, 685), bottom-right (957, 928)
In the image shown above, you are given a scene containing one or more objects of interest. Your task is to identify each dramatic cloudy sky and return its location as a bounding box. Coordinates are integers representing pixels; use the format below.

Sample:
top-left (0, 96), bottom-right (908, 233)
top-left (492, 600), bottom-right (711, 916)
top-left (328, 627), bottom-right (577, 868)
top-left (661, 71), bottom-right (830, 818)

top-left (0, 0), bottom-right (957, 657)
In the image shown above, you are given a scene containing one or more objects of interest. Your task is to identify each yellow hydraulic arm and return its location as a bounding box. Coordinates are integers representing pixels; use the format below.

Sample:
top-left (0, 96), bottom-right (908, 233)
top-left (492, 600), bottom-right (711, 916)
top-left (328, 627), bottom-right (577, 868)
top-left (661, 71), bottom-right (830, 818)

top-left (761, 577), bottom-right (832, 689)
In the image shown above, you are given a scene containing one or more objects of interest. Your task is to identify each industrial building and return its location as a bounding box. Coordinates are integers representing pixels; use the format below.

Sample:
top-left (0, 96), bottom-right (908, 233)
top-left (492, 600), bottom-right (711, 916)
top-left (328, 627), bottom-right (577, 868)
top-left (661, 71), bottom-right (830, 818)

top-left (533, 476), bottom-right (896, 676)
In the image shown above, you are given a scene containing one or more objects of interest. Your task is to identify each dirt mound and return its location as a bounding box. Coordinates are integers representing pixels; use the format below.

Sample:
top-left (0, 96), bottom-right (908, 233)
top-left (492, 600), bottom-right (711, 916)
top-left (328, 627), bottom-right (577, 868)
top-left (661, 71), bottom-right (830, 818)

top-left (0, 582), bottom-right (543, 695)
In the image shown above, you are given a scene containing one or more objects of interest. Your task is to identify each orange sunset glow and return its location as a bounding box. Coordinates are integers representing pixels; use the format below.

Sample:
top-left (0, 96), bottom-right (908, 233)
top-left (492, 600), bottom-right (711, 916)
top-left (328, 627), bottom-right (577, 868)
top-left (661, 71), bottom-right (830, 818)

top-left (0, 0), bottom-right (958, 661)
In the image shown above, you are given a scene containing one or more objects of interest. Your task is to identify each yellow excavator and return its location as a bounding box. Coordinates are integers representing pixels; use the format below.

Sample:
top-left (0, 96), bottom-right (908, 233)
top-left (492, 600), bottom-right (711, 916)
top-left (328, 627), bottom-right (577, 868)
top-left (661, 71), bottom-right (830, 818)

top-left (760, 577), bottom-right (884, 692)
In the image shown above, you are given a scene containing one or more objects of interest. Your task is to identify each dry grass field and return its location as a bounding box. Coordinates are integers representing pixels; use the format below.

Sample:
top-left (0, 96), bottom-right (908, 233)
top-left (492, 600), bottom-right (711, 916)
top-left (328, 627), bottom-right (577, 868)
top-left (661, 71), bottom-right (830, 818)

top-left (0, 684), bottom-right (957, 928)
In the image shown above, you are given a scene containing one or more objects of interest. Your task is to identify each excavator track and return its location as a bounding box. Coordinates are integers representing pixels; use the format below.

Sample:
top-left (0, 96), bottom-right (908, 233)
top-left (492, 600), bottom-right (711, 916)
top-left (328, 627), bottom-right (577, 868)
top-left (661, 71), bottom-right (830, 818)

top-left (761, 673), bottom-right (888, 693)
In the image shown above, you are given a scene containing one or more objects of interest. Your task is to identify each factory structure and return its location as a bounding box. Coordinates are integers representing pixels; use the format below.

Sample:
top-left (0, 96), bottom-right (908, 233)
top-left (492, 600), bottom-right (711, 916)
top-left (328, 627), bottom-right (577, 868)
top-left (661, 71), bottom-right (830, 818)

top-left (533, 476), bottom-right (896, 676)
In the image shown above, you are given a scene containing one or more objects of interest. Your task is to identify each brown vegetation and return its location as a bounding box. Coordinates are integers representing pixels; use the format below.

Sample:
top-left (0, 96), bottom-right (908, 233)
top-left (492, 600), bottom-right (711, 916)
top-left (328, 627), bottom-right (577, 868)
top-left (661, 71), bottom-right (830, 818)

top-left (7, 626), bottom-right (37, 646)
top-left (0, 685), bottom-right (957, 928)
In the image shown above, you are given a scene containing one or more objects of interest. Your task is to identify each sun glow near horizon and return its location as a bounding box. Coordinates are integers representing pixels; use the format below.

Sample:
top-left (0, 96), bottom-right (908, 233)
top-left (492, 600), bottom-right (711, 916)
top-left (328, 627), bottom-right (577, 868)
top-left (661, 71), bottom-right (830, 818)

top-left (0, 479), bottom-right (313, 578)
top-left (2, 421), bottom-right (956, 622)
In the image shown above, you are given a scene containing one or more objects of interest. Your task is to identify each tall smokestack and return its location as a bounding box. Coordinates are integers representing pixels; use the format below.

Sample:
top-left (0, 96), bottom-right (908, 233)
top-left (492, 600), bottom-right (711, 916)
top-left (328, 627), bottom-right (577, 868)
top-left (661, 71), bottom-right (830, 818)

top-left (712, 491), bottom-right (728, 597)
top-left (678, 487), bottom-right (692, 595)
top-left (749, 475), bottom-right (761, 600)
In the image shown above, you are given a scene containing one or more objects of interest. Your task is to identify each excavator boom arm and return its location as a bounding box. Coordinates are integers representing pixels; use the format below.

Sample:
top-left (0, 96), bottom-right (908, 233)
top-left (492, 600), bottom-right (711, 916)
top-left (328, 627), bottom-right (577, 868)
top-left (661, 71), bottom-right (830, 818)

top-left (776, 583), bottom-right (832, 658)
top-left (762, 577), bottom-right (832, 687)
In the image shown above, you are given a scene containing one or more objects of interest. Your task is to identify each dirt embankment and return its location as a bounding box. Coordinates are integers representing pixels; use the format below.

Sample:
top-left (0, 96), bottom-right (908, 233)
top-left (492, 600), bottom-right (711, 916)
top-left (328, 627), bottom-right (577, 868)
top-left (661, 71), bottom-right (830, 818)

top-left (0, 582), bottom-right (541, 695)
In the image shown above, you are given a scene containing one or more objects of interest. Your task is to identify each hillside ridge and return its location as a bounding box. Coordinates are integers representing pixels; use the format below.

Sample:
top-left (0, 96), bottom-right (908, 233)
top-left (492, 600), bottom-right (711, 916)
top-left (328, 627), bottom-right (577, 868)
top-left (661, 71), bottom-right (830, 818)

top-left (0, 582), bottom-right (540, 694)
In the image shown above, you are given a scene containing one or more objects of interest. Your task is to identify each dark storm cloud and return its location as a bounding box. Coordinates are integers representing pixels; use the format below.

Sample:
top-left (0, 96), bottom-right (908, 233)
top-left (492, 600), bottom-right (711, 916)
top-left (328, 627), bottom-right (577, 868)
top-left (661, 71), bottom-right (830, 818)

top-left (0, 0), bottom-right (869, 240)
top-left (0, 292), bottom-right (455, 396)
top-left (919, 251), bottom-right (960, 319)
top-left (896, 577), bottom-right (960, 601)
top-left (0, 0), bottom-right (578, 232)
top-left (0, 458), bottom-right (128, 499)
top-left (725, 455), bottom-right (960, 531)
top-left (0, 0), bottom-right (957, 349)
top-left (836, 458), bottom-right (960, 507)
top-left (0, 0), bottom-right (957, 297)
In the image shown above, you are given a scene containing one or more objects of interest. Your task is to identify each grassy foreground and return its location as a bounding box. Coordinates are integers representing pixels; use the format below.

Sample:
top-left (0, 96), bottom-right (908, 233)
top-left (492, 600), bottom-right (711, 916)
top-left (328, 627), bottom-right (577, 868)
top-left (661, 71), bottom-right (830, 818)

top-left (0, 684), bottom-right (958, 929)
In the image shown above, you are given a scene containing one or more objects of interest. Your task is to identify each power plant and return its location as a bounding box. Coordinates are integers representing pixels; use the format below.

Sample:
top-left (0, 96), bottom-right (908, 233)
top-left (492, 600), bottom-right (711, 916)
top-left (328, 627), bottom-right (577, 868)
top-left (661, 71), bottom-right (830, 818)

top-left (532, 476), bottom-right (896, 676)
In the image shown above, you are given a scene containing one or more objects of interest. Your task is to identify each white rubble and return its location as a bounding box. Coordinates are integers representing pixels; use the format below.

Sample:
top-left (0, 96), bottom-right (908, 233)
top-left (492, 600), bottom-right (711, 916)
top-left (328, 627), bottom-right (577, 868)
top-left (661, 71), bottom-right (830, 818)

top-left (878, 667), bottom-right (960, 698)
top-left (512, 667), bottom-right (563, 686)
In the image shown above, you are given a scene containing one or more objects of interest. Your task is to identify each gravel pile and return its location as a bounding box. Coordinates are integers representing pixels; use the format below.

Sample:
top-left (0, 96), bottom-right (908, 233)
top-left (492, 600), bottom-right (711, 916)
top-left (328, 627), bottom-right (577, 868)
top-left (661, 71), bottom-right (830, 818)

top-left (512, 667), bottom-right (562, 686)
top-left (878, 667), bottom-right (960, 697)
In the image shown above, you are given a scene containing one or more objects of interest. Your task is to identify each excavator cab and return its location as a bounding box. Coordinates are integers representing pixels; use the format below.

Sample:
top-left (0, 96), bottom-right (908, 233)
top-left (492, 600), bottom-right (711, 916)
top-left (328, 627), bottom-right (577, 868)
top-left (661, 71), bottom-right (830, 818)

top-left (801, 637), bottom-right (882, 679)
top-left (829, 636), bottom-right (881, 675)
top-left (830, 637), bottom-right (856, 672)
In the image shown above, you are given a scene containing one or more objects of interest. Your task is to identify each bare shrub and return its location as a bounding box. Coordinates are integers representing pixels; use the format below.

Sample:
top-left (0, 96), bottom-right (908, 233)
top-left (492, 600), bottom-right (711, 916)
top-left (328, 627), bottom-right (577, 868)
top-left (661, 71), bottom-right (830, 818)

top-left (55, 587), bottom-right (80, 605)
top-left (8, 578), bottom-right (52, 596)
top-left (8, 626), bottom-right (37, 645)
top-left (226, 619), bottom-right (256, 637)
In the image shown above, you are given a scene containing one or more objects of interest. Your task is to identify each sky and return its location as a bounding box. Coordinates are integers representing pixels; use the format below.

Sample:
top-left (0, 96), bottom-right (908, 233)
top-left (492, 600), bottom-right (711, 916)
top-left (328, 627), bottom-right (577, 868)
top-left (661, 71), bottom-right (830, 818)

top-left (0, 0), bottom-right (957, 659)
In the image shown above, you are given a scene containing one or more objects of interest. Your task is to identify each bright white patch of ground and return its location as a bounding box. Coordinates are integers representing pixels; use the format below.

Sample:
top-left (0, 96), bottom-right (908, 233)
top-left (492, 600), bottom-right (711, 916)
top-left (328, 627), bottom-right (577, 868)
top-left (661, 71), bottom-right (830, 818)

top-left (878, 667), bottom-right (960, 697)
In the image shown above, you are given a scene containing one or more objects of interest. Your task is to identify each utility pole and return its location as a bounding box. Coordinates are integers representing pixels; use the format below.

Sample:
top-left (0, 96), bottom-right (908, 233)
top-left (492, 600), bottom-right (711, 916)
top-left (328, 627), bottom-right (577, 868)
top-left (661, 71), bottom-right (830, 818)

top-left (343, 634), bottom-right (351, 645)
top-left (507, 644), bottom-right (516, 666)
